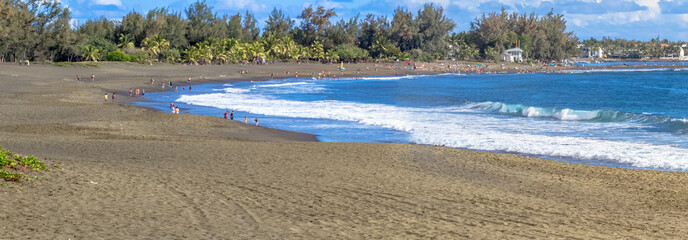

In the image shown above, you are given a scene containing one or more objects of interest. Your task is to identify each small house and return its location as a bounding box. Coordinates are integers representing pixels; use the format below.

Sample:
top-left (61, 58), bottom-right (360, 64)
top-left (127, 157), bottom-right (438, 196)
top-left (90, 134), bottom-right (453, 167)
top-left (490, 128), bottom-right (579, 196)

top-left (592, 47), bottom-right (605, 58)
top-left (501, 48), bottom-right (523, 62)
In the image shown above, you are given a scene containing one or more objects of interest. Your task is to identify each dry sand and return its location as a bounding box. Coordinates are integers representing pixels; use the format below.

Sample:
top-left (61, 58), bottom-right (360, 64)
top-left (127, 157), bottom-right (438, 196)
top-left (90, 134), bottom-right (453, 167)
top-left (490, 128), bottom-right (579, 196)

top-left (1, 62), bottom-right (687, 239)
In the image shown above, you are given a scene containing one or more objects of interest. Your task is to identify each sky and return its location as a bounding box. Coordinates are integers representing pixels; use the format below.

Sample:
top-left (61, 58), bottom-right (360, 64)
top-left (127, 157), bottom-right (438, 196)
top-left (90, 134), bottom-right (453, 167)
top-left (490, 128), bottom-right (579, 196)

top-left (64, 0), bottom-right (688, 41)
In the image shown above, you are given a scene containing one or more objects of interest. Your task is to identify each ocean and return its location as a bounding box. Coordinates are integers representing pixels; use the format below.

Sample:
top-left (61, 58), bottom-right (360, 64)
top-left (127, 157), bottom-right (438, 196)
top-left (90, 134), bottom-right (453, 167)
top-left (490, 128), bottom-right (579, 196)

top-left (138, 67), bottom-right (688, 171)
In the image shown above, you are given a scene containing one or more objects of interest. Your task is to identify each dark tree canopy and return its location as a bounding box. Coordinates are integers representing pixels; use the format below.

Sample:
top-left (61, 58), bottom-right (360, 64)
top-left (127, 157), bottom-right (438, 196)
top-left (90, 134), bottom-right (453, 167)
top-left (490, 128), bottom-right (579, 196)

top-left (264, 8), bottom-right (294, 39)
top-left (185, 0), bottom-right (216, 45)
top-left (2, 0), bottom-right (642, 63)
top-left (296, 5), bottom-right (336, 46)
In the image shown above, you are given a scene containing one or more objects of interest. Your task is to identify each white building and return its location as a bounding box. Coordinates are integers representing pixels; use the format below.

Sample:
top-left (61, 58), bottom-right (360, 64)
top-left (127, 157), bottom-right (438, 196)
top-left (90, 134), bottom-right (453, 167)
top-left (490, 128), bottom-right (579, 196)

top-left (592, 47), bottom-right (605, 58)
top-left (501, 47), bottom-right (523, 62)
top-left (681, 44), bottom-right (687, 61)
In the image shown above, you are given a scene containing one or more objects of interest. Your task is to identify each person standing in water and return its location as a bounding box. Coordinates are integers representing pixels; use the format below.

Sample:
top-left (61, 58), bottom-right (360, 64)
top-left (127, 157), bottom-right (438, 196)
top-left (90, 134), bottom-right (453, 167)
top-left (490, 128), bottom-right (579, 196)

top-left (254, 118), bottom-right (259, 126)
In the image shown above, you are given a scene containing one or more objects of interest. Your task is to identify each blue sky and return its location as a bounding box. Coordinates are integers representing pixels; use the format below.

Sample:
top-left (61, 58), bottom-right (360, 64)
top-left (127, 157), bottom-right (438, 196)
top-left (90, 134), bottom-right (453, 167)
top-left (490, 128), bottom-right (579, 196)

top-left (65, 0), bottom-right (688, 41)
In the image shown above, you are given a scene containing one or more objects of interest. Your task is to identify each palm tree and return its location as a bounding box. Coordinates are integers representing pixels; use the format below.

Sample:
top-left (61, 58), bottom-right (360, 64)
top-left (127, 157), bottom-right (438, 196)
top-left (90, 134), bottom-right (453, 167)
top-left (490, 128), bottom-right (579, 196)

top-left (183, 46), bottom-right (200, 65)
top-left (142, 35), bottom-right (171, 62)
top-left (245, 42), bottom-right (266, 62)
top-left (289, 46), bottom-right (304, 63)
top-left (82, 45), bottom-right (101, 62)
top-left (325, 49), bottom-right (339, 63)
top-left (310, 41), bottom-right (324, 62)
top-left (230, 43), bottom-right (247, 62)
top-left (154, 34), bottom-right (170, 52)
top-left (371, 36), bottom-right (395, 59)
top-left (117, 34), bottom-right (134, 49)
top-left (397, 51), bottom-right (410, 61)
top-left (262, 36), bottom-right (278, 59)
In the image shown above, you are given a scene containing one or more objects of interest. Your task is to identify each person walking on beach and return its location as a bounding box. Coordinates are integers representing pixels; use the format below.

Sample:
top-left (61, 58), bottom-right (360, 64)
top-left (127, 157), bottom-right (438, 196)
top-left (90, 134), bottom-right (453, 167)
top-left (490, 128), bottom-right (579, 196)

top-left (141, 89), bottom-right (145, 96)
top-left (254, 118), bottom-right (259, 126)
top-left (76, 75), bottom-right (80, 81)
top-left (224, 110), bottom-right (229, 119)
top-left (104, 93), bottom-right (108, 102)
top-left (91, 74), bottom-right (95, 82)
top-left (111, 93), bottom-right (116, 103)
top-left (230, 110), bottom-right (234, 120)
top-left (129, 88), bottom-right (133, 96)
top-left (244, 116), bottom-right (247, 124)
top-left (150, 77), bottom-right (154, 85)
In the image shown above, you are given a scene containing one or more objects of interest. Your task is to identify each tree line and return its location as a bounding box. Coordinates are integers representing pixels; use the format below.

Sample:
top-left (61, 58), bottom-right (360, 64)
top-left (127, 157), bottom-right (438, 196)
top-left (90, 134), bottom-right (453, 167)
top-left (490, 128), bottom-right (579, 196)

top-left (2, 0), bottom-right (670, 64)
top-left (581, 36), bottom-right (686, 59)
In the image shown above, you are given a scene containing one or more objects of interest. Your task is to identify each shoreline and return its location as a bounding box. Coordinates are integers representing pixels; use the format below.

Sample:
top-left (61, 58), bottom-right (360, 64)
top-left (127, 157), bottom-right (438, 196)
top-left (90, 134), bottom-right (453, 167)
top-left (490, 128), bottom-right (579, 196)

top-left (1, 61), bottom-right (688, 238)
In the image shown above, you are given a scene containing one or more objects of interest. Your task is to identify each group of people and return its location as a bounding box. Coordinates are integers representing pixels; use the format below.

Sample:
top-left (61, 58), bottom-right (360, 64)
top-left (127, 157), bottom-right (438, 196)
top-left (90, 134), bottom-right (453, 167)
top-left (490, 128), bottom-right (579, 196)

top-left (170, 102), bottom-right (180, 114)
top-left (100, 74), bottom-right (266, 127)
top-left (104, 92), bottom-right (115, 103)
top-left (160, 78), bottom-right (194, 93)
top-left (76, 74), bottom-right (96, 82)
top-left (129, 88), bottom-right (144, 97)
top-left (224, 110), bottom-right (259, 126)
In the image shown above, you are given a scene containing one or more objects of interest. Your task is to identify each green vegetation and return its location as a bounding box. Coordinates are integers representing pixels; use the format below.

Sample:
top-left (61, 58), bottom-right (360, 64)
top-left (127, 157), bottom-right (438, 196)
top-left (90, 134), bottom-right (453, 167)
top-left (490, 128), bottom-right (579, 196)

top-left (2, 0), bottom-right (678, 63)
top-left (0, 170), bottom-right (24, 182)
top-left (581, 36), bottom-right (684, 59)
top-left (0, 147), bottom-right (54, 186)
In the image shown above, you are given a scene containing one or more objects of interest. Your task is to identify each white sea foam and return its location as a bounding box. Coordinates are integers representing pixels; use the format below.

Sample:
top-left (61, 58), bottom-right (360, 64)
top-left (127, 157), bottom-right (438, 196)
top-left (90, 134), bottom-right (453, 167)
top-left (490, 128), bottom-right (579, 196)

top-left (178, 89), bottom-right (688, 171)
top-left (259, 82), bottom-right (311, 88)
top-left (361, 75), bottom-right (421, 81)
top-left (222, 88), bottom-right (250, 93)
top-left (569, 68), bottom-right (673, 74)
top-left (243, 80), bottom-right (327, 94)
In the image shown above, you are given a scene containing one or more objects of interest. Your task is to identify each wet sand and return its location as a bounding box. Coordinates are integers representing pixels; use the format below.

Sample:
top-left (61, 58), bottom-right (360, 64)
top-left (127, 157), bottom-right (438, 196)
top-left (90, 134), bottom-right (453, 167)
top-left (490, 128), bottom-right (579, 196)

top-left (1, 62), bottom-right (687, 239)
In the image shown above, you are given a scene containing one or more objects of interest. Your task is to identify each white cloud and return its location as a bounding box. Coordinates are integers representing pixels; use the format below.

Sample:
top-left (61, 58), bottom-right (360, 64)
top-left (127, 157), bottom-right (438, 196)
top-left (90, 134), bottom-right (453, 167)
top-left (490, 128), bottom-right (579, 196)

top-left (565, 0), bottom-right (662, 27)
top-left (451, 0), bottom-right (549, 12)
top-left (217, 0), bottom-right (268, 13)
top-left (91, 0), bottom-right (123, 7)
top-left (69, 19), bottom-right (79, 29)
top-left (319, 0), bottom-right (343, 9)
top-left (395, 0), bottom-right (452, 9)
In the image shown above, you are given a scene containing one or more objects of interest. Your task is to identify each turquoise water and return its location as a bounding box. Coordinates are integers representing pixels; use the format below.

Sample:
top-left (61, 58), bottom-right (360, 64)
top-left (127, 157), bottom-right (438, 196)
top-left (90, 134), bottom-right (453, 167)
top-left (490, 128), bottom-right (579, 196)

top-left (139, 68), bottom-right (688, 171)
